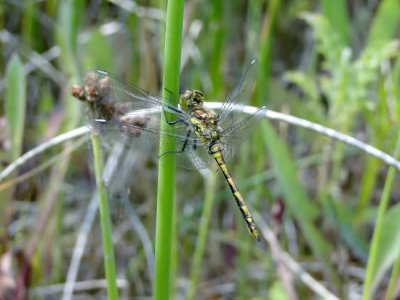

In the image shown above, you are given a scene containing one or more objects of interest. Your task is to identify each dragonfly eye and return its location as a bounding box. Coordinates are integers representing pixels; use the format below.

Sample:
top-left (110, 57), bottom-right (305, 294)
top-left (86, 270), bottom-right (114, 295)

top-left (193, 90), bottom-right (204, 99)
top-left (192, 90), bottom-right (204, 106)
top-left (181, 90), bottom-right (193, 99)
top-left (179, 90), bottom-right (193, 111)
top-left (179, 89), bottom-right (204, 110)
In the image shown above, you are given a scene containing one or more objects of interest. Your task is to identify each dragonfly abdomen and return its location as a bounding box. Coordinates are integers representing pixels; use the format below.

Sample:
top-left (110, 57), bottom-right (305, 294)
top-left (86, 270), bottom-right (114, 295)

top-left (209, 143), bottom-right (260, 241)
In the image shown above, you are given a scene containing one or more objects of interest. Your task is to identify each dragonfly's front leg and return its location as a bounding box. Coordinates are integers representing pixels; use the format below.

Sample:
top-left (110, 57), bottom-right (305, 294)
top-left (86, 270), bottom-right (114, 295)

top-left (165, 118), bottom-right (188, 126)
top-left (158, 129), bottom-right (191, 158)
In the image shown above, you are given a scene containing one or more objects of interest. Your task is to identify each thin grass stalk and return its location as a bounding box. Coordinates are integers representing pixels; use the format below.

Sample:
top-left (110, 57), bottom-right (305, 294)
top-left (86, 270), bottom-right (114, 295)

top-left (208, 0), bottom-right (224, 99)
top-left (186, 172), bottom-right (217, 300)
top-left (1, 54), bottom-right (26, 267)
top-left (90, 132), bottom-right (119, 300)
top-left (5, 55), bottom-right (26, 161)
top-left (362, 134), bottom-right (400, 300)
top-left (154, 0), bottom-right (184, 299)
top-left (236, 141), bottom-right (252, 299)
top-left (356, 157), bottom-right (381, 217)
top-left (3, 55), bottom-right (25, 156)
top-left (385, 255), bottom-right (400, 300)
top-left (254, 0), bottom-right (281, 205)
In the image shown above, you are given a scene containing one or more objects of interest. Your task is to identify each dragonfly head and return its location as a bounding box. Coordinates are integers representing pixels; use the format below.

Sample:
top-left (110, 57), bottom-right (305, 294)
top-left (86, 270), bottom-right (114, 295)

top-left (179, 90), bottom-right (204, 111)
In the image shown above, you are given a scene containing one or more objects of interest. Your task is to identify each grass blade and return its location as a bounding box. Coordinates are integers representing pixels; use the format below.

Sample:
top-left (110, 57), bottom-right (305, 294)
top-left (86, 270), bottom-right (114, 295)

top-left (90, 133), bottom-right (119, 300)
top-left (362, 134), bottom-right (400, 299)
top-left (367, 0), bottom-right (400, 48)
top-left (5, 54), bottom-right (26, 161)
top-left (186, 173), bottom-right (216, 300)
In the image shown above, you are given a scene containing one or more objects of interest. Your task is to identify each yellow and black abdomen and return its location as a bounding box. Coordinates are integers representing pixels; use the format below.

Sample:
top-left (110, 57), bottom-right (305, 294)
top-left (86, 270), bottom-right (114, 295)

top-left (209, 143), bottom-right (260, 241)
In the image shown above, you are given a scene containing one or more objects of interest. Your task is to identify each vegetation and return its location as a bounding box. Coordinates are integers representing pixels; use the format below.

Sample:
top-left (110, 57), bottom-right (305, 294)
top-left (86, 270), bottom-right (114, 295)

top-left (0, 0), bottom-right (399, 299)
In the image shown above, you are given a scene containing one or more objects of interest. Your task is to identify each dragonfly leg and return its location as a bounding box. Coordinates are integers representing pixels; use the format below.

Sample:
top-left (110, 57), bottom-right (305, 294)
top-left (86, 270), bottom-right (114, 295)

top-left (158, 129), bottom-right (191, 158)
top-left (193, 138), bottom-right (197, 150)
top-left (165, 118), bottom-right (188, 126)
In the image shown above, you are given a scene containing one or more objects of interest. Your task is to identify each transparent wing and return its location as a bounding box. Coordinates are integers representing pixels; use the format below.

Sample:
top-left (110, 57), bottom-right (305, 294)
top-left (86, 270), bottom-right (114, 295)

top-left (93, 108), bottom-right (212, 168)
top-left (217, 58), bottom-right (259, 130)
top-left (174, 132), bottom-right (213, 171)
top-left (80, 69), bottom-right (190, 143)
top-left (219, 106), bottom-right (268, 163)
top-left (215, 59), bottom-right (267, 163)
top-left (222, 106), bottom-right (267, 138)
top-left (92, 70), bottom-right (187, 124)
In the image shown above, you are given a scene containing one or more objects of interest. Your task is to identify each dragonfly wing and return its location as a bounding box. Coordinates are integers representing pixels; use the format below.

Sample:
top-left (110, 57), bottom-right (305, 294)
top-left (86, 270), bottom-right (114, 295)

top-left (88, 70), bottom-right (187, 123)
top-left (92, 106), bottom-right (212, 171)
top-left (91, 109), bottom-right (161, 154)
top-left (179, 143), bottom-right (211, 170)
top-left (171, 125), bottom-right (212, 170)
top-left (219, 106), bottom-right (267, 161)
top-left (78, 69), bottom-right (196, 154)
top-left (217, 58), bottom-right (259, 130)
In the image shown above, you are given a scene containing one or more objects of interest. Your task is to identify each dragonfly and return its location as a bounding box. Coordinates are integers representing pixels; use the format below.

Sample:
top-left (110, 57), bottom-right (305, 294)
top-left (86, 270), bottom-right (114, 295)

top-left (71, 59), bottom-right (267, 241)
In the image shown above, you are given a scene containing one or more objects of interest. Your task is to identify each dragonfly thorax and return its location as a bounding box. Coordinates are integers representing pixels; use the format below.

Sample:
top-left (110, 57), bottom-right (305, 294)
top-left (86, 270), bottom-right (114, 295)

top-left (181, 89), bottom-right (222, 143)
top-left (179, 89), bottom-right (204, 112)
top-left (190, 107), bottom-right (223, 144)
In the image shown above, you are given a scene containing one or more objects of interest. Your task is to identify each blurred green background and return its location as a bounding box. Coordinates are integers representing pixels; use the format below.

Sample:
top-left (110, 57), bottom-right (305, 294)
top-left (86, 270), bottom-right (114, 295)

top-left (1, 0), bottom-right (400, 299)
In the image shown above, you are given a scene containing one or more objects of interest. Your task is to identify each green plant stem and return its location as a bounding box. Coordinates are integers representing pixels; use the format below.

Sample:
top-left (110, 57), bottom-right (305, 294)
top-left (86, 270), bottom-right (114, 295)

top-left (2, 55), bottom-right (26, 239)
top-left (91, 132), bottom-right (119, 300)
top-left (236, 142), bottom-right (251, 299)
top-left (186, 173), bottom-right (217, 300)
top-left (254, 0), bottom-right (280, 222)
top-left (154, 0), bottom-right (184, 299)
top-left (385, 255), bottom-right (400, 300)
top-left (362, 135), bottom-right (400, 300)
top-left (5, 55), bottom-right (26, 161)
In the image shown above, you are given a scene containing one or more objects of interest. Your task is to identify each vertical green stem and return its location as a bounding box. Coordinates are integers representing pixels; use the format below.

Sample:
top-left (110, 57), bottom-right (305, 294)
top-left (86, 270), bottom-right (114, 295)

top-left (362, 135), bottom-right (400, 300)
top-left (186, 173), bottom-right (217, 300)
top-left (154, 0), bottom-right (184, 299)
top-left (254, 0), bottom-right (281, 203)
top-left (91, 132), bottom-right (119, 300)
top-left (385, 255), bottom-right (400, 300)
top-left (236, 142), bottom-right (251, 299)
